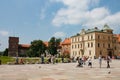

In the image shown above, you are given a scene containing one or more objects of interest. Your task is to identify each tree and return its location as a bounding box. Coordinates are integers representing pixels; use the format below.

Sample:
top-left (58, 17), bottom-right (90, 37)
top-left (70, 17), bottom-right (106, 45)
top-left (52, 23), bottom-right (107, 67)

top-left (27, 40), bottom-right (46, 57)
top-left (3, 48), bottom-right (8, 56)
top-left (48, 37), bottom-right (61, 56)
top-left (0, 51), bottom-right (3, 56)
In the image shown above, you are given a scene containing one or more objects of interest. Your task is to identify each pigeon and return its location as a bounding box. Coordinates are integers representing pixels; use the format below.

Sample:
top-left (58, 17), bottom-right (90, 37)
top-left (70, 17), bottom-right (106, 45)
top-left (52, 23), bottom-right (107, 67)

top-left (108, 71), bottom-right (111, 74)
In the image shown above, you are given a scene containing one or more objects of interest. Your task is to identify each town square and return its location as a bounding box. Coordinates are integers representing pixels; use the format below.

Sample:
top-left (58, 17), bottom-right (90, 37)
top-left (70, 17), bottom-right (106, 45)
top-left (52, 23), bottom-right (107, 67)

top-left (0, 0), bottom-right (120, 80)
top-left (0, 59), bottom-right (120, 80)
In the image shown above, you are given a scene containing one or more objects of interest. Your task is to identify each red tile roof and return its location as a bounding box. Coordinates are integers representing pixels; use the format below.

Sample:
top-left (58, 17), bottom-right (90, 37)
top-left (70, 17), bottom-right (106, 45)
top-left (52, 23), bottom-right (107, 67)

top-left (19, 44), bottom-right (30, 48)
top-left (62, 38), bottom-right (71, 45)
top-left (19, 41), bottom-right (62, 48)
top-left (43, 41), bottom-right (48, 47)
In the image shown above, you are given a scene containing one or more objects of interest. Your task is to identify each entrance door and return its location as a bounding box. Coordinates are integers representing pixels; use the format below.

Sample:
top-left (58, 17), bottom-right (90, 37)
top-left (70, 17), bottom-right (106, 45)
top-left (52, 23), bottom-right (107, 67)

top-left (108, 51), bottom-right (112, 58)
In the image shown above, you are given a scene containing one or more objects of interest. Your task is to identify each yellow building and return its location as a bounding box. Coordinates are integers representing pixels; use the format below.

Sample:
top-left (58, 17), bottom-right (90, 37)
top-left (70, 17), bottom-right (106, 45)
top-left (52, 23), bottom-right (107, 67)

top-left (70, 24), bottom-right (119, 59)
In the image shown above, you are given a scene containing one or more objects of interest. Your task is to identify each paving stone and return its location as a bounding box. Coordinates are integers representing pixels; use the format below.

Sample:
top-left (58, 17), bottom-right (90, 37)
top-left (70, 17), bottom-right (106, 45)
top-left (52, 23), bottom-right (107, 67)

top-left (0, 59), bottom-right (120, 80)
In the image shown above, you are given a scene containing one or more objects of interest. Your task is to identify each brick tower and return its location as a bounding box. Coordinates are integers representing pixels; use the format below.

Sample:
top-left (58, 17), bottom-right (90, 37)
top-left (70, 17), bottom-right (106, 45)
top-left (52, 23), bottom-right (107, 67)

top-left (8, 37), bottom-right (19, 57)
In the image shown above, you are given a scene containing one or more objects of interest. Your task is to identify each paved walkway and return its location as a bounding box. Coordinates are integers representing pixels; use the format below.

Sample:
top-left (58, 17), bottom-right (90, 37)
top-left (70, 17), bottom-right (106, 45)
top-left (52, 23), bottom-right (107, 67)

top-left (0, 59), bottom-right (120, 80)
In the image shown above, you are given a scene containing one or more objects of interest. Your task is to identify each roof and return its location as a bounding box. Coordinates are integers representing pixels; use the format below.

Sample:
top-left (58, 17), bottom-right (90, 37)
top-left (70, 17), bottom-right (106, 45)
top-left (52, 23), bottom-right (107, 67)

top-left (18, 41), bottom-right (61, 48)
top-left (43, 41), bottom-right (48, 47)
top-left (19, 44), bottom-right (30, 48)
top-left (62, 38), bottom-right (71, 45)
top-left (86, 27), bottom-right (101, 33)
top-left (115, 34), bottom-right (120, 42)
top-left (71, 24), bottom-right (113, 37)
top-left (103, 24), bottom-right (113, 30)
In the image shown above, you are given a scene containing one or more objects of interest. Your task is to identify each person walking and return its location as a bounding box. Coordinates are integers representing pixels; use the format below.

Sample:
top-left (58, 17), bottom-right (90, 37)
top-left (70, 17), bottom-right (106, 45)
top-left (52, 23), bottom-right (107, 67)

top-left (106, 55), bottom-right (111, 68)
top-left (77, 57), bottom-right (83, 67)
top-left (98, 55), bottom-right (102, 68)
top-left (41, 54), bottom-right (44, 64)
top-left (88, 57), bottom-right (92, 68)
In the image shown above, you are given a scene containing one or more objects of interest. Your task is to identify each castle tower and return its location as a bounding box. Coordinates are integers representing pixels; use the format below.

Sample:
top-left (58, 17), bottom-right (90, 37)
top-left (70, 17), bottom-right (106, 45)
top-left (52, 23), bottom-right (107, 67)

top-left (8, 37), bottom-right (19, 57)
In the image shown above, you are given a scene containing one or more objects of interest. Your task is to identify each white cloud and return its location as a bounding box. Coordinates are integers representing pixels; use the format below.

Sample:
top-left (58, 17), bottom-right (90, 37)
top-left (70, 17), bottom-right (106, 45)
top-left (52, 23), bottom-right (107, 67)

top-left (40, 1), bottom-right (50, 20)
top-left (40, 8), bottom-right (46, 20)
top-left (52, 0), bottom-right (120, 32)
top-left (53, 32), bottom-right (66, 38)
top-left (0, 31), bottom-right (9, 36)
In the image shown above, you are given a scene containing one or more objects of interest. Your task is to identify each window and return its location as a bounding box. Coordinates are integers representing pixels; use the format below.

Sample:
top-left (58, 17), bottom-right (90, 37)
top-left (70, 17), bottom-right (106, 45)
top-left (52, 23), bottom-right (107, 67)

top-left (91, 35), bottom-right (93, 40)
top-left (89, 50), bottom-right (91, 55)
top-left (73, 51), bottom-right (74, 56)
top-left (98, 43), bottom-right (100, 47)
top-left (79, 51), bottom-right (80, 55)
top-left (91, 42), bottom-right (93, 47)
top-left (81, 44), bottom-right (82, 48)
top-left (108, 43), bottom-right (110, 48)
top-left (72, 45), bottom-right (74, 49)
top-left (98, 35), bottom-right (100, 39)
top-left (88, 43), bottom-right (90, 47)
top-left (115, 46), bottom-right (116, 50)
top-left (78, 44), bottom-right (79, 48)
top-left (100, 51), bottom-right (102, 55)
top-left (88, 36), bottom-right (89, 40)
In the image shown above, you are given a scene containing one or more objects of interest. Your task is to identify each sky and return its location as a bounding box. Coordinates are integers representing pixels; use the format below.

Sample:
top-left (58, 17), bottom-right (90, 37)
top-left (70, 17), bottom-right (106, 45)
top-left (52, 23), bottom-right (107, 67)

top-left (0, 0), bottom-right (120, 51)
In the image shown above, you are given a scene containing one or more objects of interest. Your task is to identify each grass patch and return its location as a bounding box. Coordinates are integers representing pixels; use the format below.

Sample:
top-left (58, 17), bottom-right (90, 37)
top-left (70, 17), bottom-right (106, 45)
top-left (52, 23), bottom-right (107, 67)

top-left (0, 56), bottom-right (70, 64)
top-left (0, 56), bottom-right (15, 64)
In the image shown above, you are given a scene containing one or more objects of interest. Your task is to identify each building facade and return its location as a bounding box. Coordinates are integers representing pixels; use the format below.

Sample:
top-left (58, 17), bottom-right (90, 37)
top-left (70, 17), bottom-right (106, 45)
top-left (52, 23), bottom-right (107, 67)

top-left (70, 24), bottom-right (119, 59)
top-left (18, 44), bottom-right (30, 57)
top-left (115, 34), bottom-right (120, 56)
top-left (61, 38), bottom-right (71, 57)
top-left (8, 37), bottom-right (19, 57)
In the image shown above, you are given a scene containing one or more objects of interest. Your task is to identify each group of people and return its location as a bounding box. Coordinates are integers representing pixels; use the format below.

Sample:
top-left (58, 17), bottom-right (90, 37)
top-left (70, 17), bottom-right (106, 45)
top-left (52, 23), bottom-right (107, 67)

top-left (77, 56), bottom-right (92, 68)
top-left (15, 57), bottom-right (24, 64)
top-left (99, 55), bottom-right (111, 68)
top-left (41, 55), bottom-right (58, 64)
top-left (76, 55), bottom-right (111, 68)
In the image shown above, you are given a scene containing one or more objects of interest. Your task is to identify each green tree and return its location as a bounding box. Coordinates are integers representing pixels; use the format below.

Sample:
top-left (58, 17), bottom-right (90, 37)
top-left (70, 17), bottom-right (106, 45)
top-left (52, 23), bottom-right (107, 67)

top-left (27, 40), bottom-right (46, 57)
top-left (48, 37), bottom-right (61, 56)
top-left (3, 48), bottom-right (8, 56)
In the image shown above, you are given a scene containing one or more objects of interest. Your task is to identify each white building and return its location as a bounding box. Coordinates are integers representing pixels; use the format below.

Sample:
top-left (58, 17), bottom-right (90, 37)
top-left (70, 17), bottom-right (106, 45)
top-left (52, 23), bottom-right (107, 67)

top-left (70, 24), bottom-right (119, 59)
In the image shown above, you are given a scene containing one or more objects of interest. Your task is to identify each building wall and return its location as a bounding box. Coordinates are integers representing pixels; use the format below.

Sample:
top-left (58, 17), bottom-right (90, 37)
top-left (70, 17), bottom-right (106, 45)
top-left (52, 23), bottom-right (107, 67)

top-left (18, 48), bottom-right (28, 57)
top-left (95, 32), bottom-right (113, 58)
top-left (70, 27), bottom-right (119, 59)
top-left (61, 44), bottom-right (71, 56)
top-left (8, 37), bottom-right (19, 57)
top-left (113, 35), bottom-right (120, 56)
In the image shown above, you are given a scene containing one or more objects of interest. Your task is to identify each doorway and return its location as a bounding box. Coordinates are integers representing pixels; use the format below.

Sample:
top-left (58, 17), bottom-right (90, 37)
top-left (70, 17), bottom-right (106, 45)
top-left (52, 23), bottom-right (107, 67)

top-left (108, 51), bottom-right (112, 58)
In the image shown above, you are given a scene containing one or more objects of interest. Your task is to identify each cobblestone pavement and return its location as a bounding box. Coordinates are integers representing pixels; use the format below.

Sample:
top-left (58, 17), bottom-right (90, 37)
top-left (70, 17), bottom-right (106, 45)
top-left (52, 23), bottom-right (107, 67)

top-left (0, 59), bottom-right (120, 80)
